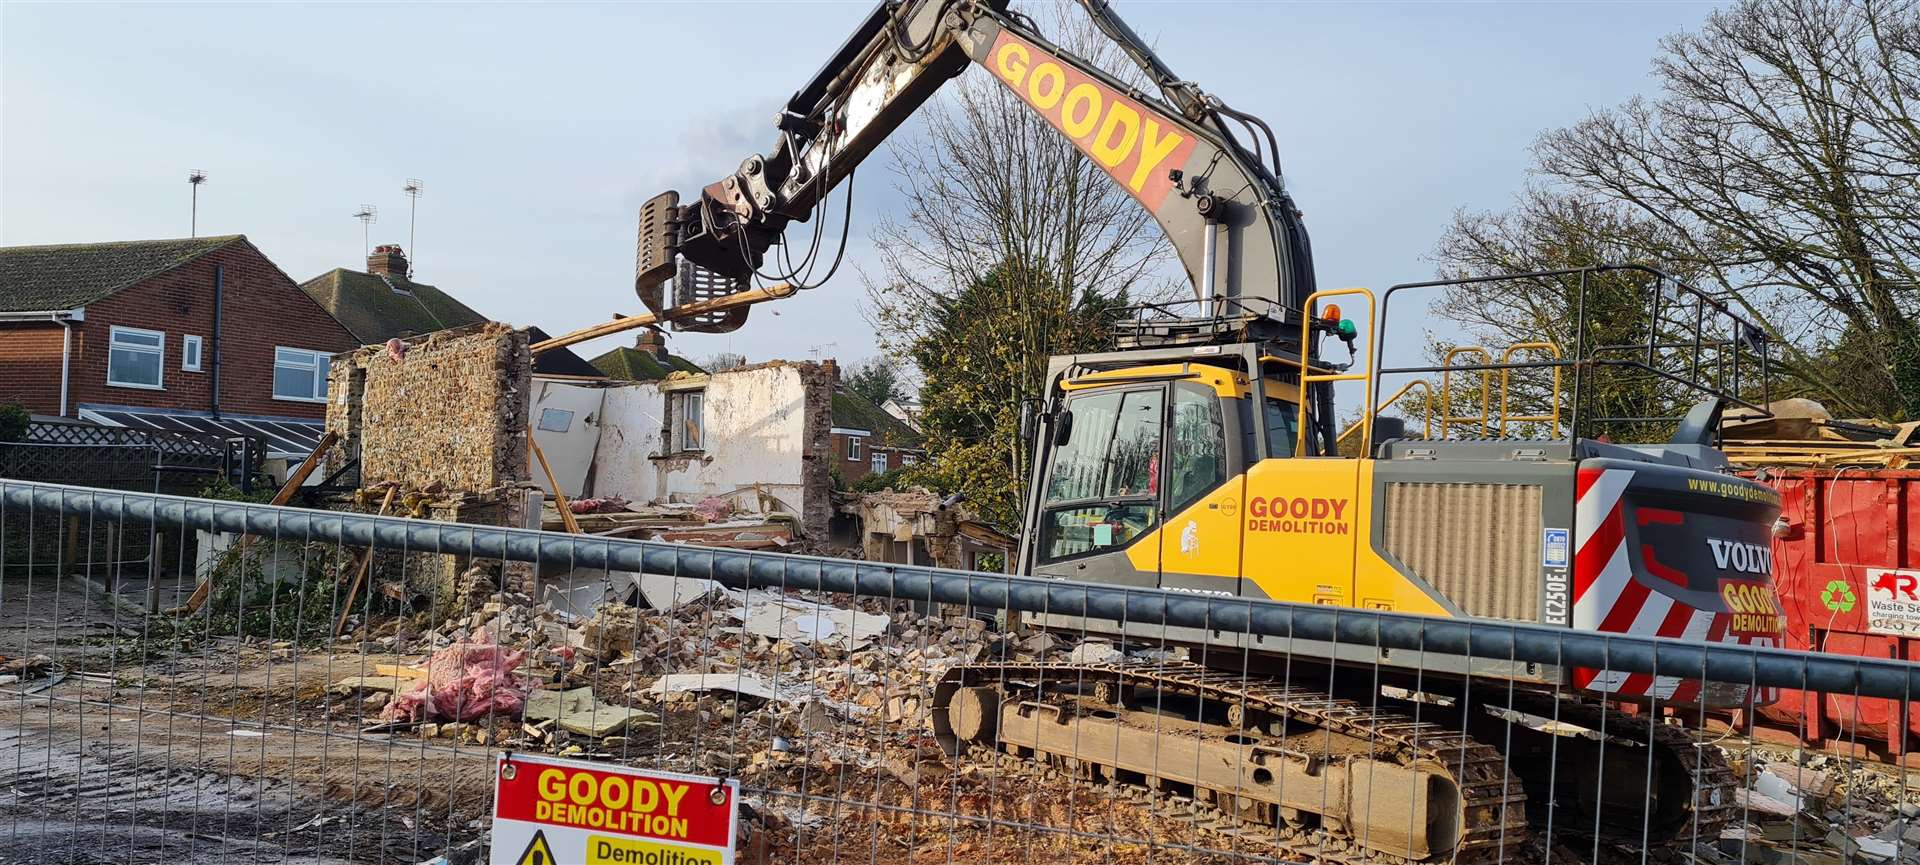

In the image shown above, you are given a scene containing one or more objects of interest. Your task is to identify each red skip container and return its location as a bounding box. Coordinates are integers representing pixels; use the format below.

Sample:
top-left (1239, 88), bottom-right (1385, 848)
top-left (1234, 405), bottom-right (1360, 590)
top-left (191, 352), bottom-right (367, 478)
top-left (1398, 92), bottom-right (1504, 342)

top-left (1738, 467), bottom-right (1920, 762)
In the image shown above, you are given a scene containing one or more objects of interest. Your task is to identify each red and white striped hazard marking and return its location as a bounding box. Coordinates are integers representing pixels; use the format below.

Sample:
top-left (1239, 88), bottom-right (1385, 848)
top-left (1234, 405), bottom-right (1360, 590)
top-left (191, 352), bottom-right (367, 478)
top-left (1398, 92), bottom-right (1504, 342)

top-left (1569, 467), bottom-right (1777, 702)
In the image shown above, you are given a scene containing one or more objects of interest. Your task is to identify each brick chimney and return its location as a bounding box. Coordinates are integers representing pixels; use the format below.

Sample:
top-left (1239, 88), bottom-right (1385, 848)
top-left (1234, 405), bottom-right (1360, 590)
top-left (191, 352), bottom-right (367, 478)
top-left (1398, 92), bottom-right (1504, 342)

top-left (367, 244), bottom-right (409, 277)
top-left (820, 358), bottom-right (839, 381)
top-left (635, 327), bottom-right (668, 360)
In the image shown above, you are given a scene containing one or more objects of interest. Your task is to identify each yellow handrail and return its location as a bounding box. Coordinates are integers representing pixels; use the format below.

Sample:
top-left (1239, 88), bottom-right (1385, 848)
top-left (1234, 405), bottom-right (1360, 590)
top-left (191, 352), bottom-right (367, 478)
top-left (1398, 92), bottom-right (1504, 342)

top-left (1439, 346), bottom-right (1493, 438)
top-left (1496, 341), bottom-right (1564, 437)
top-left (1296, 288), bottom-right (1376, 457)
top-left (1337, 379), bottom-right (1434, 444)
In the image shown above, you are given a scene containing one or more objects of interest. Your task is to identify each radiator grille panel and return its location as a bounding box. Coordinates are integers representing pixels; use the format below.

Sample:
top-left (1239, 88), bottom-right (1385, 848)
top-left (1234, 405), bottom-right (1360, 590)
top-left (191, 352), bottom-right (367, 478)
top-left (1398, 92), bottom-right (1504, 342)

top-left (1384, 483), bottom-right (1542, 622)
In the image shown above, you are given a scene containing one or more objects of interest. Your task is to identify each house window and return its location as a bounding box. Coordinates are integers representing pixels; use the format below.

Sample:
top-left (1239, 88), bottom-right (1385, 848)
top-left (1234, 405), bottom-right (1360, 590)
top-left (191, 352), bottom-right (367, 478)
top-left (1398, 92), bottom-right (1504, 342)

top-left (107, 326), bottom-right (165, 389)
top-left (871, 450), bottom-right (888, 474)
top-left (901, 453), bottom-right (918, 466)
top-left (272, 347), bottom-right (331, 402)
top-left (670, 390), bottom-right (704, 451)
top-left (847, 436), bottom-right (862, 461)
top-left (537, 408), bottom-right (574, 433)
top-left (181, 335), bottom-right (203, 372)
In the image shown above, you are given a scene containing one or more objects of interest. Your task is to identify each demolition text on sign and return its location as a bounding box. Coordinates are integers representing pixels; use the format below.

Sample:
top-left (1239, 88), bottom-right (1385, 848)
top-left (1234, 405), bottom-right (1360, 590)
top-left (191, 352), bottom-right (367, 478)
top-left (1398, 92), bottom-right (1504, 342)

top-left (491, 754), bottom-right (737, 865)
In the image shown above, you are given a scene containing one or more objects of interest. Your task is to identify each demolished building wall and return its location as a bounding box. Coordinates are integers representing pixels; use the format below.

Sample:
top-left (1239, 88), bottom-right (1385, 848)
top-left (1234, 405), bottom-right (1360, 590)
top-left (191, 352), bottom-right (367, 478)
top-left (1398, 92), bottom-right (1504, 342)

top-left (354, 323), bottom-right (531, 490)
top-left (851, 489), bottom-right (1015, 572)
top-left (325, 324), bottom-right (539, 610)
top-left (586, 360), bottom-right (834, 540)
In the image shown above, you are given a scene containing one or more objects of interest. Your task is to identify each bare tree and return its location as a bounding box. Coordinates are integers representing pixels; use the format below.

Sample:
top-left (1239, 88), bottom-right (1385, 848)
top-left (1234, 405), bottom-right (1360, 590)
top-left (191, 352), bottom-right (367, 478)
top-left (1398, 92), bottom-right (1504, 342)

top-left (1428, 188), bottom-right (1725, 438)
top-left (1531, 0), bottom-right (1920, 418)
top-left (863, 10), bottom-right (1180, 522)
top-left (864, 13), bottom-right (1176, 342)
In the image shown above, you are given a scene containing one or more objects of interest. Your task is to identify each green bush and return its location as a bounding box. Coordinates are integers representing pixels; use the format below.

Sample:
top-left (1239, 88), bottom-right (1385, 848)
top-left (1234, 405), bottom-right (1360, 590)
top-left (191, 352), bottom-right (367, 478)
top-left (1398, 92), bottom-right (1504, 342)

top-left (196, 540), bottom-right (353, 644)
top-left (197, 477), bottom-right (276, 504)
top-left (0, 403), bottom-right (27, 443)
top-left (853, 466), bottom-right (910, 493)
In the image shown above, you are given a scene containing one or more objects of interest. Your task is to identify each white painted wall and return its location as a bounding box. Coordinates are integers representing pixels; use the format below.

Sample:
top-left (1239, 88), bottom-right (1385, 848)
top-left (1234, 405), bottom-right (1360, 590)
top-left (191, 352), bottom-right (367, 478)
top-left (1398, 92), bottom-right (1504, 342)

top-left (587, 364), bottom-right (810, 517)
top-left (591, 383), bottom-right (666, 499)
top-left (529, 378), bottom-right (607, 498)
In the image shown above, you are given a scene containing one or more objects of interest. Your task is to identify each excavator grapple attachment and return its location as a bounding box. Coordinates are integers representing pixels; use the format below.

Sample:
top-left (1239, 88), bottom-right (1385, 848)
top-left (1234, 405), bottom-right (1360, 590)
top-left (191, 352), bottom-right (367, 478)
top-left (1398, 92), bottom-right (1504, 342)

top-left (634, 190), bottom-right (680, 314)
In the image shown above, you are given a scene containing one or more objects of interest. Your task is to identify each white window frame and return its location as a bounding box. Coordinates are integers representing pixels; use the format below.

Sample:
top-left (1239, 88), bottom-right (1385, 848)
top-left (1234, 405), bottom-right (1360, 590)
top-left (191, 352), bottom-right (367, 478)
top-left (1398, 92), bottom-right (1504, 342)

top-left (670, 390), bottom-right (705, 452)
top-left (272, 346), bottom-right (331, 403)
top-left (871, 449), bottom-right (888, 474)
top-left (847, 435), bottom-right (862, 461)
top-left (106, 325), bottom-right (165, 390)
top-left (181, 335), bottom-right (203, 372)
top-left (900, 453), bottom-right (918, 466)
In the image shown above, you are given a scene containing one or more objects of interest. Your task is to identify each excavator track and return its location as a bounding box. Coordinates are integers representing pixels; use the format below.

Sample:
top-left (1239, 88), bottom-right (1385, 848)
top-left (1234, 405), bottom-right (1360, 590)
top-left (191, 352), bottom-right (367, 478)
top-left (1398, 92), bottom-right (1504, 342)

top-left (932, 661), bottom-right (1531, 864)
top-left (1497, 691), bottom-right (1740, 855)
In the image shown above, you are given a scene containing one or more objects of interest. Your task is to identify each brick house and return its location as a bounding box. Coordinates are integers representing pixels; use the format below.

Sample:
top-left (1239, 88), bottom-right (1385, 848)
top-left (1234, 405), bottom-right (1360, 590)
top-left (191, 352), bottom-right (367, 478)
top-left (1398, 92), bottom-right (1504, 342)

top-left (831, 378), bottom-right (925, 484)
top-left (300, 245), bottom-right (602, 378)
top-left (0, 235), bottom-right (356, 457)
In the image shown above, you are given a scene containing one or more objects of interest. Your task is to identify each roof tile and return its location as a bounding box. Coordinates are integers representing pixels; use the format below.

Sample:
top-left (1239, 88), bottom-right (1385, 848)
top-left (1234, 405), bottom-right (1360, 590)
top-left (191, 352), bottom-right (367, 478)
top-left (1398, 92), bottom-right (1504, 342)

top-left (297, 268), bottom-right (487, 344)
top-left (590, 346), bottom-right (704, 381)
top-left (0, 236), bottom-right (244, 312)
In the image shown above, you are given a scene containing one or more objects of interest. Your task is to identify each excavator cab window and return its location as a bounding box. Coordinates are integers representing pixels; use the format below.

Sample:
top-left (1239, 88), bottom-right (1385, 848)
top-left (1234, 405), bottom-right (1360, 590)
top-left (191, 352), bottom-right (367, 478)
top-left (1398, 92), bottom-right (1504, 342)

top-left (1262, 396), bottom-right (1303, 457)
top-left (1167, 382), bottom-right (1225, 512)
top-left (1038, 387), bottom-right (1163, 562)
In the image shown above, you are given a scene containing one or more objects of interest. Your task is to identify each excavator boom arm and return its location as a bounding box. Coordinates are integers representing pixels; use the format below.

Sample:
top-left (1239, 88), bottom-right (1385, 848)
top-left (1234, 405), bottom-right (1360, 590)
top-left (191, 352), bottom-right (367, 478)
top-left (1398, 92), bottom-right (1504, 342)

top-left (635, 0), bottom-right (1315, 332)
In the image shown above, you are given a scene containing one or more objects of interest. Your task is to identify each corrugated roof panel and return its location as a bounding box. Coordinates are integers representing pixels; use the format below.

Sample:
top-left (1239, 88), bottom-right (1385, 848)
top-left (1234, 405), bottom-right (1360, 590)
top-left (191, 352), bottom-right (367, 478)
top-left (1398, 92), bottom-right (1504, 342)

top-left (82, 409), bottom-right (323, 459)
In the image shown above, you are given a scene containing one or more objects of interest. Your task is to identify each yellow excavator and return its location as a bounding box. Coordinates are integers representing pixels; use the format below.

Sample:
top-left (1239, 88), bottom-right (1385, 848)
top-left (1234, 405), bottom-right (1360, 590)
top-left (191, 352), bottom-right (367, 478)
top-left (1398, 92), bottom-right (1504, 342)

top-left (635, 2), bottom-right (1785, 861)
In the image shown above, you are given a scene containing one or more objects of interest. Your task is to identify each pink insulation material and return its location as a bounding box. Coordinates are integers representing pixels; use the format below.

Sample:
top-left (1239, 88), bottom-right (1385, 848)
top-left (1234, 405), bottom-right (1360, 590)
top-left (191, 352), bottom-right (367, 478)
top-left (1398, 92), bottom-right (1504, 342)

top-left (569, 496), bottom-right (631, 514)
top-left (381, 631), bottom-right (530, 722)
top-left (692, 496), bottom-right (737, 522)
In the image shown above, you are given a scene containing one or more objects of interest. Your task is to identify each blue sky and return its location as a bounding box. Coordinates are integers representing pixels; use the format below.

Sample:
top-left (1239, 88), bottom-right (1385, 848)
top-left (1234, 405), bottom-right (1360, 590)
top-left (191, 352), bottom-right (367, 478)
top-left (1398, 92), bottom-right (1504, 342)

top-left (2, 0), bottom-right (1718, 376)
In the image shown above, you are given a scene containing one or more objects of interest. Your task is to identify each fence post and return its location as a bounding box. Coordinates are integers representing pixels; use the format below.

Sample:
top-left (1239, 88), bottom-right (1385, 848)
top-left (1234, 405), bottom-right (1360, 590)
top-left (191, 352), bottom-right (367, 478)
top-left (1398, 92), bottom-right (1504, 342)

top-left (103, 521), bottom-right (118, 591)
top-left (147, 531), bottom-right (164, 612)
top-left (61, 515), bottom-right (79, 576)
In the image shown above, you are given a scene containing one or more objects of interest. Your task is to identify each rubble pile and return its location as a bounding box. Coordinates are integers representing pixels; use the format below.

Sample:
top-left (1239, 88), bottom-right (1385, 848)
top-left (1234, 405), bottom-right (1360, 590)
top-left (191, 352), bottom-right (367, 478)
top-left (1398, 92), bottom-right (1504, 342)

top-left (0, 652), bottom-right (53, 686)
top-left (569, 496), bottom-right (631, 514)
top-left (331, 569), bottom-right (1121, 860)
top-left (1720, 748), bottom-right (1919, 865)
top-left (541, 498), bottom-right (796, 550)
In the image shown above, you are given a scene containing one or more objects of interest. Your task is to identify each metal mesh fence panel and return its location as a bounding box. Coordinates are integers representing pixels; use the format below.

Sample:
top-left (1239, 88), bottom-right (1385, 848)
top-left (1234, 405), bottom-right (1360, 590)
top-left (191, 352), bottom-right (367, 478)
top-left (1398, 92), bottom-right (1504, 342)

top-left (2, 480), bottom-right (1915, 865)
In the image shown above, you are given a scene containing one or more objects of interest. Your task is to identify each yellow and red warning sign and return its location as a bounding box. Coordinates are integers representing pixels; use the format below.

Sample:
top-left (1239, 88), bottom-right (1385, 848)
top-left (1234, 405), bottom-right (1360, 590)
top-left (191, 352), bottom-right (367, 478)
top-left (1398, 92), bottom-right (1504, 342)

top-left (491, 754), bottom-right (738, 865)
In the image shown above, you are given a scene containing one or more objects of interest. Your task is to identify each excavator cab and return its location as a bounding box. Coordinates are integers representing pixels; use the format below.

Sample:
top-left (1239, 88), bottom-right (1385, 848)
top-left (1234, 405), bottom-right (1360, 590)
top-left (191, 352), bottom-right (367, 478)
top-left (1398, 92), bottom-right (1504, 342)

top-left (1017, 295), bottom-right (1317, 594)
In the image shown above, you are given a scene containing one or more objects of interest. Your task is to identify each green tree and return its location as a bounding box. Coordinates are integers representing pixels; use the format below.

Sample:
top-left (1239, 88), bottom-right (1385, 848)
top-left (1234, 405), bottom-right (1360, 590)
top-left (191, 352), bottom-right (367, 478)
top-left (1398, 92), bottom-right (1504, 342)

top-left (843, 357), bottom-right (907, 407)
top-left (896, 265), bottom-right (1126, 527)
